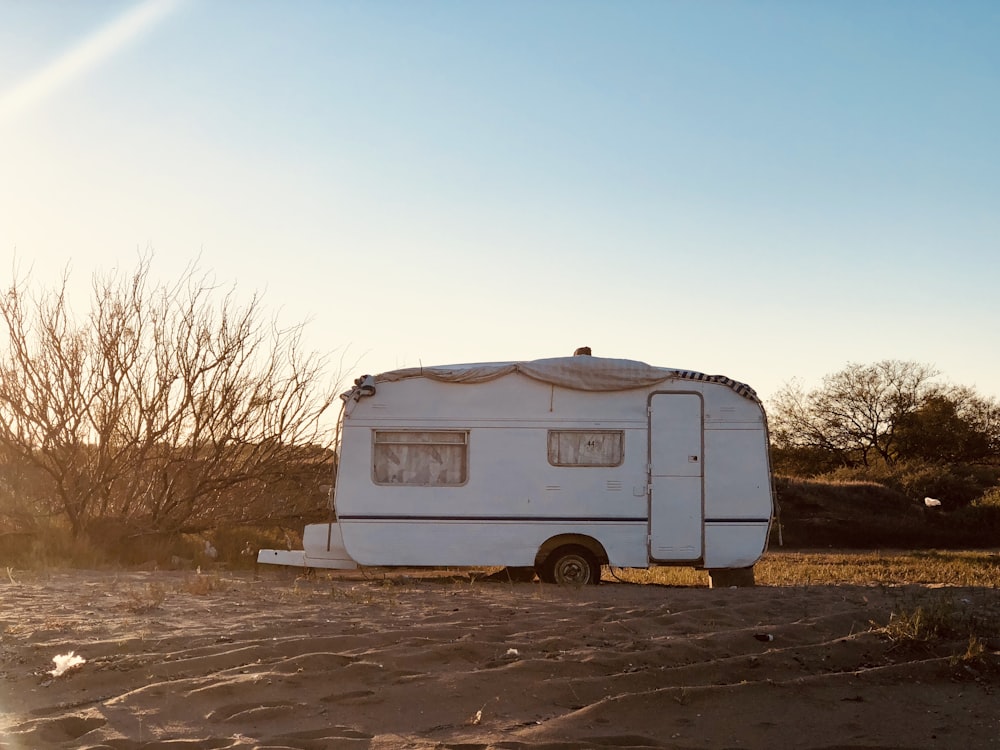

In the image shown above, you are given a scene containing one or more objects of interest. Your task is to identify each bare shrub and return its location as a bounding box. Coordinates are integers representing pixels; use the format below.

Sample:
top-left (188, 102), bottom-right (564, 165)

top-left (872, 592), bottom-right (998, 658)
top-left (122, 582), bottom-right (168, 613)
top-left (178, 572), bottom-right (224, 596)
top-left (0, 256), bottom-right (341, 544)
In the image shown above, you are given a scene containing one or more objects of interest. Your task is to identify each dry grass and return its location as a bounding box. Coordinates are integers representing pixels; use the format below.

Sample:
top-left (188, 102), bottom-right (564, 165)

top-left (121, 582), bottom-right (168, 613)
top-left (117, 572), bottom-right (239, 612)
top-left (606, 566), bottom-right (710, 587)
top-left (870, 588), bottom-right (999, 659)
top-left (177, 571), bottom-right (227, 595)
top-left (607, 549), bottom-right (1000, 587)
top-left (0, 520), bottom-right (296, 569)
top-left (756, 549), bottom-right (1000, 587)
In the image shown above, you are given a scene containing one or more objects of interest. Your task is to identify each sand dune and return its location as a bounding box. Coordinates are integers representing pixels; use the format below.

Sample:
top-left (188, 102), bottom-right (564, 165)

top-left (1, 568), bottom-right (997, 749)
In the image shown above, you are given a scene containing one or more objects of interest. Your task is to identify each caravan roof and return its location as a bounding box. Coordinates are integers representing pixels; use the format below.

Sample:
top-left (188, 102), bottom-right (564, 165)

top-left (342, 355), bottom-right (760, 402)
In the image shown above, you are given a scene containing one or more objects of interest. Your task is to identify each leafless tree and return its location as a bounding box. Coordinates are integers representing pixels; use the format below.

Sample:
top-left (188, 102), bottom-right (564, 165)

top-left (0, 256), bottom-right (340, 538)
top-left (769, 361), bottom-right (941, 467)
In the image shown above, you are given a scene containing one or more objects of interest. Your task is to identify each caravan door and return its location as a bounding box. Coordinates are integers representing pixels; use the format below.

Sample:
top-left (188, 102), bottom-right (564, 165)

top-left (648, 393), bottom-right (704, 561)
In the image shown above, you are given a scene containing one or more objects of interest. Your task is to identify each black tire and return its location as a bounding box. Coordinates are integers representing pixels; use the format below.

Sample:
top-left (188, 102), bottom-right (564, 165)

top-left (540, 545), bottom-right (601, 585)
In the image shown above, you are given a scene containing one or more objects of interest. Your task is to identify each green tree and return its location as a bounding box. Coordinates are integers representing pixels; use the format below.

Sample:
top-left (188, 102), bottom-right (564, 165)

top-left (894, 392), bottom-right (995, 464)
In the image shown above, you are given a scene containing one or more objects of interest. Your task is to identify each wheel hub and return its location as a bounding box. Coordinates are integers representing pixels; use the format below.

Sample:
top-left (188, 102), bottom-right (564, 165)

top-left (555, 556), bottom-right (589, 584)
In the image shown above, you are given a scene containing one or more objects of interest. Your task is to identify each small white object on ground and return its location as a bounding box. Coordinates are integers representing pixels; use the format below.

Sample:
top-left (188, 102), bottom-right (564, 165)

top-left (924, 497), bottom-right (942, 507)
top-left (49, 651), bottom-right (85, 676)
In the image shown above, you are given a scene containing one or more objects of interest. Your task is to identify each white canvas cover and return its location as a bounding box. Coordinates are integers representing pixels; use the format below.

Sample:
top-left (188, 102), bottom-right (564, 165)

top-left (348, 356), bottom-right (759, 402)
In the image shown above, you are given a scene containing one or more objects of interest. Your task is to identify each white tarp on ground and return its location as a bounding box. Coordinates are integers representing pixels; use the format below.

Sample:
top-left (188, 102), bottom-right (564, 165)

top-left (368, 356), bottom-right (759, 402)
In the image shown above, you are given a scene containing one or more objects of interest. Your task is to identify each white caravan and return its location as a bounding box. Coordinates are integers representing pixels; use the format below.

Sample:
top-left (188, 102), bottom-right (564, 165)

top-left (258, 355), bottom-right (774, 586)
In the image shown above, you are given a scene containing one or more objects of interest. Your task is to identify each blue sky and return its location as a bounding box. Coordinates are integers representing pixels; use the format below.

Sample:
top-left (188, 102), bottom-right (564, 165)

top-left (1, 0), bottom-right (998, 403)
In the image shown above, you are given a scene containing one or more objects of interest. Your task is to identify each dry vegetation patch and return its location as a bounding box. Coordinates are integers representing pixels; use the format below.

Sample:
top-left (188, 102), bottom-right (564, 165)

top-left (755, 548), bottom-right (1000, 587)
top-left (608, 549), bottom-right (1000, 588)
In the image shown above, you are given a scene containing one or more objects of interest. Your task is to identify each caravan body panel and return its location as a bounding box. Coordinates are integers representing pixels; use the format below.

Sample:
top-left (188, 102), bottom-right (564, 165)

top-left (259, 356), bottom-right (773, 575)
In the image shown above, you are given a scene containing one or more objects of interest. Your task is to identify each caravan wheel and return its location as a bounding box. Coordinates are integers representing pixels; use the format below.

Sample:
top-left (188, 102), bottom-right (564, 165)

top-left (540, 545), bottom-right (601, 585)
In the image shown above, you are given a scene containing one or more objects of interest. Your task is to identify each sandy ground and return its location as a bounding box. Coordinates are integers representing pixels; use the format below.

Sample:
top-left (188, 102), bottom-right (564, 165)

top-left (1, 567), bottom-right (999, 750)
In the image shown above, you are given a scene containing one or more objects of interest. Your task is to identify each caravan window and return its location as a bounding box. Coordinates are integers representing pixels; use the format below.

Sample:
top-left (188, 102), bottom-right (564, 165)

top-left (373, 431), bottom-right (469, 486)
top-left (547, 430), bottom-right (624, 467)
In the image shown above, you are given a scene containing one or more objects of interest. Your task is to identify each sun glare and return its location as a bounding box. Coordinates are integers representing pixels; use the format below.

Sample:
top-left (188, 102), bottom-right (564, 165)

top-left (0, 0), bottom-right (184, 124)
